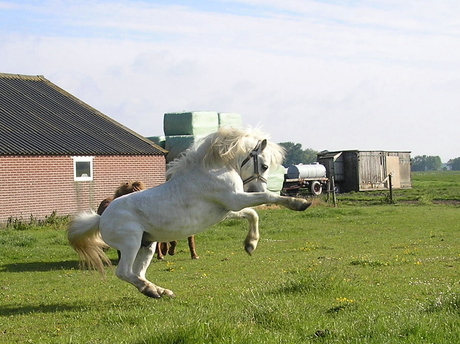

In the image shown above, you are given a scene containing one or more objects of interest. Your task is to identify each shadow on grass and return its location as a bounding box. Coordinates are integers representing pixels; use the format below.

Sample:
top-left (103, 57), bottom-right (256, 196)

top-left (0, 303), bottom-right (85, 316)
top-left (0, 259), bottom-right (120, 272)
top-left (0, 260), bottom-right (80, 272)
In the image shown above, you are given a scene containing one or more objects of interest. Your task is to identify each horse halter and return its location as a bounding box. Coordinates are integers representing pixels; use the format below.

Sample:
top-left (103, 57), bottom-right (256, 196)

top-left (240, 141), bottom-right (268, 185)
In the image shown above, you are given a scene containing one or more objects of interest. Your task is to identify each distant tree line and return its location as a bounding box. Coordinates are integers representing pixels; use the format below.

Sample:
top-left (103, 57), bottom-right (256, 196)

top-left (447, 157), bottom-right (460, 170)
top-left (411, 155), bottom-right (460, 171)
top-left (278, 142), bottom-right (318, 166)
top-left (411, 155), bottom-right (442, 171)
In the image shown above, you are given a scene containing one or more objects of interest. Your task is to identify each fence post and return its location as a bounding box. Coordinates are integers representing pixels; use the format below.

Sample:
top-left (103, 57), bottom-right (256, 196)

top-left (388, 173), bottom-right (394, 203)
top-left (331, 176), bottom-right (337, 207)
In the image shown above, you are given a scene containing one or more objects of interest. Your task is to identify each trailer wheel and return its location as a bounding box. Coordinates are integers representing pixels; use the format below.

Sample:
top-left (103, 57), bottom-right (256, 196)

top-left (310, 181), bottom-right (322, 195)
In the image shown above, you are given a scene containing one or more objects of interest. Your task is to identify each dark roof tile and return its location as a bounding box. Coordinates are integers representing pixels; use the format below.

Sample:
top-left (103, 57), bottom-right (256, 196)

top-left (0, 73), bottom-right (166, 156)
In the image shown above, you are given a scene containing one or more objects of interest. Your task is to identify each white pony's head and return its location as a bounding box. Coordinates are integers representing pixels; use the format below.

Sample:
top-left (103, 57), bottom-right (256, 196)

top-left (167, 127), bottom-right (285, 192)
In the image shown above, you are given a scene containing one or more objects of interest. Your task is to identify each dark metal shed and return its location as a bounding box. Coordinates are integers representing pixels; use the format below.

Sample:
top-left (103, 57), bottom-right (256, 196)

top-left (317, 150), bottom-right (411, 193)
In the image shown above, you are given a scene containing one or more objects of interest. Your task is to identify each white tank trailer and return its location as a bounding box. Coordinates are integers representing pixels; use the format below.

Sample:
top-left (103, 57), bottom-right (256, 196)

top-left (282, 163), bottom-right (328, 196)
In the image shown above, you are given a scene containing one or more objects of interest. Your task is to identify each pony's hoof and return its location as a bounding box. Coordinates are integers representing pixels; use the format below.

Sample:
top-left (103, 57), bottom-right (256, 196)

top-left (162, 289), bottom-right (175, 298)
top-left (291, 199), bottom-right (311, 211)
top-left (141, 286), bottom-right (161, 299)
top-left (141, 285), bottom-right (175, 298)
top-left (245, 243), bottom-right (255, 255)
top-left (299, 201), bottom-right (312, 211)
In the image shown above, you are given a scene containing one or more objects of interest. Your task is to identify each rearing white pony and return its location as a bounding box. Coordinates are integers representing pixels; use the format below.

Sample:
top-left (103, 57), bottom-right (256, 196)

top-left (67, 127), bottom-right (311, 298)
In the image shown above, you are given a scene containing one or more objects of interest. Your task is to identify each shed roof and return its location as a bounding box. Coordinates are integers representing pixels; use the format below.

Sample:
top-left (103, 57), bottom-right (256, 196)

top-left (318, 149), bottom-right (411, 157)
top-left (0, 73), bottom-right (166, 156)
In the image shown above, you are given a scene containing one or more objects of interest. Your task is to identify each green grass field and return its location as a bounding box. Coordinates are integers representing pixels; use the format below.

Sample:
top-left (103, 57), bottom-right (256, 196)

top-left (1, 172), bottom-right (460, 343)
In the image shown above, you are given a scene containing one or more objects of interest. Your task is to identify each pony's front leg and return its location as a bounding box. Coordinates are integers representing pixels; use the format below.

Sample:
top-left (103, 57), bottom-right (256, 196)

top-left (226, 208), bottom-right (259, 255)
top-left (224, 192), bottom-right (311, 212)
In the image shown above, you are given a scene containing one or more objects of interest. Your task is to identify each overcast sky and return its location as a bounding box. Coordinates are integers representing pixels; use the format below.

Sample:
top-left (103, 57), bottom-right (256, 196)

top-left (1, 0), bottom-right (459, 162)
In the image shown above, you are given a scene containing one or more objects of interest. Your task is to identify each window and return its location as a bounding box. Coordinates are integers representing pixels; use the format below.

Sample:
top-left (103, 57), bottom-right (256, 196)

top-left (73, 156), bottom-right (94, 181)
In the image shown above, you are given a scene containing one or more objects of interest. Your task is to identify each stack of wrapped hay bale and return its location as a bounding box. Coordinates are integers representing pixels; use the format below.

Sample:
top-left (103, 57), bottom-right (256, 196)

top-left (148, 111), bottom-right (242, 163)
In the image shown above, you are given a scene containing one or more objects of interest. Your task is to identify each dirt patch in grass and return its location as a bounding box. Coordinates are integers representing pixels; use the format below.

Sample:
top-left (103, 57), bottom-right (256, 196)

top-left (432, 199), bottom-right (460, 205)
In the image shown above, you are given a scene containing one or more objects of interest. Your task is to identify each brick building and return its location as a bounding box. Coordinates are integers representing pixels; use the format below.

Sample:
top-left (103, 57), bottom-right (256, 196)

top-left (0, 73), bottom-right (167, 224)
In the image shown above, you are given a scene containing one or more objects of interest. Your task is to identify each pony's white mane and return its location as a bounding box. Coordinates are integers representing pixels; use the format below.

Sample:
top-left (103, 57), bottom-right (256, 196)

top-left (166, 127), bottom-right (285, 179)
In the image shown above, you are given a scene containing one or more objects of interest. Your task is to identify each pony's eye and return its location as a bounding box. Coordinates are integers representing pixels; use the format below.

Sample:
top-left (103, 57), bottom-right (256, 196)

top-left (261, 164), bottom-right (269, 171)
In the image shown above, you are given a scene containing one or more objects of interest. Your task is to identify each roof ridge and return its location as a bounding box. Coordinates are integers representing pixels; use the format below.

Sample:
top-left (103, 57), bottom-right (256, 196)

top-left (0, 73), bottom-right (44, 81)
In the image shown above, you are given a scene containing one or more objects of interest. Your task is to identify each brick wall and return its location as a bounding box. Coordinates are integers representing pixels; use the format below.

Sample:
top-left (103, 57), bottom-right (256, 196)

top-left (0, 155), bottom-right (166, 224)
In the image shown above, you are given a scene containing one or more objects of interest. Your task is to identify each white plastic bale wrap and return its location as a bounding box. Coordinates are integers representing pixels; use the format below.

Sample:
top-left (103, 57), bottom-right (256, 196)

top-left (267, 164), bottom-right (286, 193)
top-left (164, 111), bottom-right (219, 136)
top-left (218, 112), bottom-right (243, 129)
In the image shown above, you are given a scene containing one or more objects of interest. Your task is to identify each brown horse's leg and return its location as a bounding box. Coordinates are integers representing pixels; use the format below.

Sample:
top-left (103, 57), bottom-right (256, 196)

top-left (188, 236), bottom-right (199, 259)
top-left (168, 241), bottom-right (177, 255)
top-left (156, 242), bottom-right (166, 260)
top-left (160, 242), bottom-right (168, 256)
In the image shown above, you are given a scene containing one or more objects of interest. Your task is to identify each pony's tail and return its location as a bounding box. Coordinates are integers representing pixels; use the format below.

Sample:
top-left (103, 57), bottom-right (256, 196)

top-left (67, 211), bottom-right (111, 275)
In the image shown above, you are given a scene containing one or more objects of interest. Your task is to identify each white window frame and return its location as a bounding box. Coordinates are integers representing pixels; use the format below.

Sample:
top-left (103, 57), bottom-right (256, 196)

top-left (72, 156), bottom-right (94, 181)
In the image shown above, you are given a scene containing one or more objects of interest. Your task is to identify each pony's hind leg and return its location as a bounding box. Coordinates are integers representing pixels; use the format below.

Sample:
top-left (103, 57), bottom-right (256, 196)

top-left (132, 242), bottom-right (175, 298)
top-left (114, 232), bottom-right (174, 298)
top-left (133, 240), bottom-right (156, 280)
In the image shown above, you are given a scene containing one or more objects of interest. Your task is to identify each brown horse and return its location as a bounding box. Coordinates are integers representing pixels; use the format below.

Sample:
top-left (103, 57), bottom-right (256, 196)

top-left (157, 237), bottom-right (199, 260)
top-left (97, 181), bottom-right (146, 215)
top-left (97, 181), bottom-right (198, 260)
